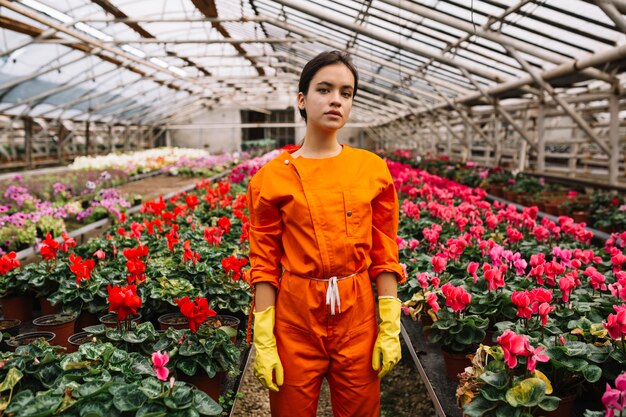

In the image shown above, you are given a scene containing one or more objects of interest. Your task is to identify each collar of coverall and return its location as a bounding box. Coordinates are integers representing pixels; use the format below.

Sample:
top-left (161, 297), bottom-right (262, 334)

top-left (281, 143), bottom-right (349, 163)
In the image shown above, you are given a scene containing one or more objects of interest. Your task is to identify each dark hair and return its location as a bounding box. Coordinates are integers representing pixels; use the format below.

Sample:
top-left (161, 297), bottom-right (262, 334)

top-left (298, 50), bottom-right (359, 122)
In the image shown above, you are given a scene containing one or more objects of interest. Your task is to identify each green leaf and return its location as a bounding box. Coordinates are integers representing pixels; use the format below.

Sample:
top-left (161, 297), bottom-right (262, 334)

top-left (495, 404), bottom-right (521, 417)
top-left (192, 390), bottom-right (222, 416)
top-left (480, 371), bottom-right (509, 389)
top-left (171, 384), bottom-right (194, 408)
top-left (136, 402), bottom-right (168, 417)
top-left (6, 392), bottom-right (59, 417)
top-left (122, 331), bottom-right (149, 344)
top-left (481, 385), bottom-right (506, 402)
top-left (462, 396), bottom-right (497, 417)
top-left (505, 378), bottom-right (547, 407)
top-left (140, 378), bottom-right (164, 400)
top-left (76, 381), bottom-right (112, 398)
top-left (131, 354), bottom-right (154, 376)
top-left (538, 396), bottom-right (560, 411)
top-left (111, 386), bottom-right (147, 412)
top-left (180, 341), bottom-right (205, 356)
top-left (177, 360), bottom-right (198, 376)
top-left (79, 342), bottom-right (110, 360)
top-left (79, 403), bottom-right (113, 417)
top-left (0, 368), bottom-right (23, 392)
top-left (83, 325), bottom-right (107, 335)
top-left (582, 364), bottom-right (602, 383)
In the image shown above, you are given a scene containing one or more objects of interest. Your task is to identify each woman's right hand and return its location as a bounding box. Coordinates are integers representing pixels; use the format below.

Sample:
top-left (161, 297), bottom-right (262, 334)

top-left (253, 305), bottom-right (284, 391)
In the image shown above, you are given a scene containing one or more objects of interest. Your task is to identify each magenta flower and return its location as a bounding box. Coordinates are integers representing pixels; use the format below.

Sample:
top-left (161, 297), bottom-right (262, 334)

top-left (467, 262), bottom-right (479, 283)
top-left (432, 254), bottom-right (447, 273)
top-left (526, 345), bottom-right (549, 372)
top-left (511, 291), bottom-right (533, 320)
top-left (152, 351), bottom-right (169, 381)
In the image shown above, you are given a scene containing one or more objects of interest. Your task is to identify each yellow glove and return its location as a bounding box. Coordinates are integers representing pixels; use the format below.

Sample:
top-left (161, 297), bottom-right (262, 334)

top-left (253, 306), bottom-right (284, 392)
top-left (372, 297), bottom-right (402, 378)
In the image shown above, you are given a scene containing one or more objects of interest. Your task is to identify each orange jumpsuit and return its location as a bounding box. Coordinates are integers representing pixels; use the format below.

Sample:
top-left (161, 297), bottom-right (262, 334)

top-left (247, 144), bottom-right (405, 417)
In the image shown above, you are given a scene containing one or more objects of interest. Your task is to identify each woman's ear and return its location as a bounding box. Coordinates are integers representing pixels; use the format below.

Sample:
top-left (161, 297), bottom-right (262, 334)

top-left (297, 91), bottom-right (305, 110)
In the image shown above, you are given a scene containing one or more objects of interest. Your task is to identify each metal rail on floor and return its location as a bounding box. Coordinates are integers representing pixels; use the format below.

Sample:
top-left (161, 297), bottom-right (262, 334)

top-left (229, 344), bottom-right (254, 417)
top-left (400, 322), bottom-right (448, 417)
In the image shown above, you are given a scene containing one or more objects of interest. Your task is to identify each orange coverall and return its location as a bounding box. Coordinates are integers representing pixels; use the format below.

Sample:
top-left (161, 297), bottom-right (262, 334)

top-left (247, 144), bottom-right (405, 417)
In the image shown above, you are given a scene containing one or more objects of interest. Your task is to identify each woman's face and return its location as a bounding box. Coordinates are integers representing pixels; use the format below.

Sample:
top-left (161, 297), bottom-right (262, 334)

top-left (298, 63), bottom-right (354, 131)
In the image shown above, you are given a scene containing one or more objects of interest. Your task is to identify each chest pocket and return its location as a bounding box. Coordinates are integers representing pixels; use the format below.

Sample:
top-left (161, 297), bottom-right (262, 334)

top-left (343, 188), bottom-right (372, 238)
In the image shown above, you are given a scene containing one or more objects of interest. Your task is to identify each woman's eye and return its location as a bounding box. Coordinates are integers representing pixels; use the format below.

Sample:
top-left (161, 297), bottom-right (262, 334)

top-left (342, 92), bottom-right (352, 98)
top-left (318, 88), bottom-right (329, 93)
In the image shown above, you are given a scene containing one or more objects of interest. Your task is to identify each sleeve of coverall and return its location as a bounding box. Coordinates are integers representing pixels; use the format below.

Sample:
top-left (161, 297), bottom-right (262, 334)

top-left (247, 172), bottom-right (283, 290)
top-left (368, 161), bottom-right (406, 284)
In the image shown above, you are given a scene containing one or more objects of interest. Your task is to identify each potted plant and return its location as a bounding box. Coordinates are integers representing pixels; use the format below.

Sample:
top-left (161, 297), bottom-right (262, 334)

top-left (428, 282), bottom-right (489, 379)
top-left (152, 324), bottom-right (240, 401)
top-left (401, 271), bottom-right (441, 337)
top-left (459, 336), bottom-right (557, 417)
top-left (0, 339), bottom-right (223, 416)
top-left (0, 252), bottom-right (31, 322)
top-left (32, 312), bottom-right (77, 349)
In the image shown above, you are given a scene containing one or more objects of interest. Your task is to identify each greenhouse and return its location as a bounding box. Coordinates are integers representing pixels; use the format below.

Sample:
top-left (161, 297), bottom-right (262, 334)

top-left (0, 0), bottom-right (625, 416)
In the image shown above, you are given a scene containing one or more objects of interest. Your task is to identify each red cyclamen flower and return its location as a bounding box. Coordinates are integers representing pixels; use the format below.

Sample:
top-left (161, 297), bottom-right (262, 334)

top-left (69, 253), bottom-right (95, 284)
top-left (107, 284), bottom-right (142, 321)
top-left (174, 296), bottom-right (216, 332)
top-left (39, 233), bottom-right (59, 260)
top-left (0, 252), bottom-right (20, 275)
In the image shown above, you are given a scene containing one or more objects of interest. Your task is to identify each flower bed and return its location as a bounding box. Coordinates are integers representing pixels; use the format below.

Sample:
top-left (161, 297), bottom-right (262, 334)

top-left (68, 147), bottom-right (212, 174)
top-left (382, 150), bottom-right (626, 233)
top-left (390, 158), bottom-right (624, 416)
top-left (0, 150), bottom-right (286, 414)
top-left (0, 149), bottom-right (249, 254)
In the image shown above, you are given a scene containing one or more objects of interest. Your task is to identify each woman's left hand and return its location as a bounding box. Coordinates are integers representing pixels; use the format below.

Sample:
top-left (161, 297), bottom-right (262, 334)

top-left (372, 297), bottom-right (402, 378)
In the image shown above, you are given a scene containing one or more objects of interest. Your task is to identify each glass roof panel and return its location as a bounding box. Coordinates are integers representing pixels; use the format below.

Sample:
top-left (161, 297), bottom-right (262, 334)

top-left (0, 0), bottom-right (623, 125)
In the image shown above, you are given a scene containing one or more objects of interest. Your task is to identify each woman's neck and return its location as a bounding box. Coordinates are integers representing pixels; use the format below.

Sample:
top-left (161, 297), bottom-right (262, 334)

top-left (294, 128), bottom-right (341, 158)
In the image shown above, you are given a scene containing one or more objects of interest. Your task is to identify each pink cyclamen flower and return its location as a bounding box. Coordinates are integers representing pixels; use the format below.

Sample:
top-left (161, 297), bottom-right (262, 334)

top-left (526, 345), bottom-right (549, 372)
top-left (426, 292), bottom-right (440, 313)
top-left (537, 302), bottom-right (555, 326)
top-left (583, 266), bottom-right (607, 291)
top-left (93, 249), bottom-right (106, 260)
top-left (440, 283), bottom-right (472, 312)
top-left (152, 351), bottom-right (169, 381)
top-left (416, 272), bottom-right (430, 289)
top-left (432, 254), bottom-right (447, 274)
top-left (511, 291), bottom-right (532, 320)
top-left (467, 262), bottom-right (479, 283)
top-left (558, 274), bottom-right (577, 302)
top-left (497, 330), bottom-right (530, 369)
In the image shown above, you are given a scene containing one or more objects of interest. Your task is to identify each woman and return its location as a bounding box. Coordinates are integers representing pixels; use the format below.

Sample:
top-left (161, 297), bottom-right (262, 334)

top-left (247, 50), bottom-right (405, 417)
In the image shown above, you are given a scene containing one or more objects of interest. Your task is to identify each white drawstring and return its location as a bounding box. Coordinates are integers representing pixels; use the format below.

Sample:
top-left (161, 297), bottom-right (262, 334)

top-left (326, 276), bottom-right (341, 315)
top-left (291, 271), bottom-right (359, 316)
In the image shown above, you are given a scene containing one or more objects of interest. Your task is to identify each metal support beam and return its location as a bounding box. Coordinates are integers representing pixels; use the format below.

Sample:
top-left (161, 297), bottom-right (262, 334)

top-left (23, 117), bottom-right (32, 168)
top-left (0, 0), bottom-right (202, 91)
top-left (270, 0), bottom-right (513, 83)
top-left (506, 46), bottom-right (611, 156)
top-left (458, 67), bottom-right (537, 152)
top-left (378, 0), bottom-right (616, 84)
top-left (594, 0), bottom-right (626, 33)
top-left (85, 121), bottom-right (90, 156)
top-left (1, 64), bottom-right (118, 114)
top-left (609, 92), bottom-right (621, 185)
top-left (536, 102), bottom-right (546, 173)
top-left (43, 37), bottom-right (317, 45)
